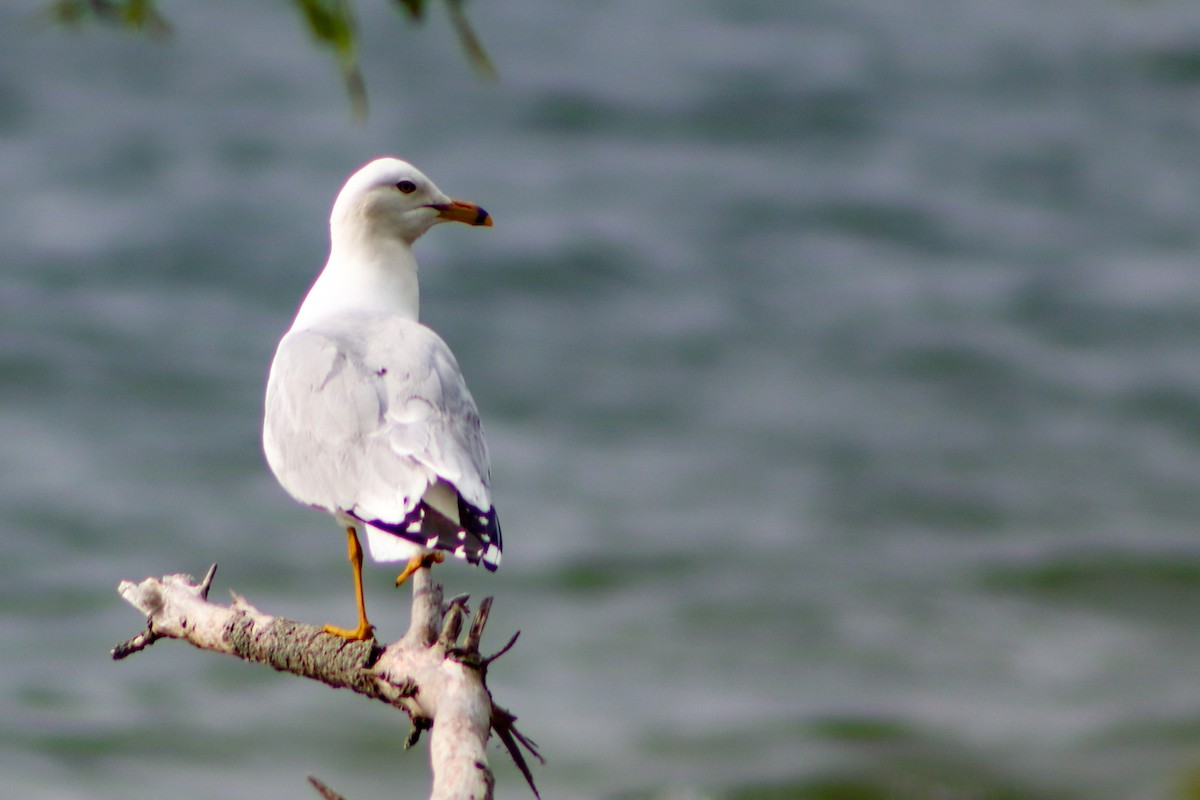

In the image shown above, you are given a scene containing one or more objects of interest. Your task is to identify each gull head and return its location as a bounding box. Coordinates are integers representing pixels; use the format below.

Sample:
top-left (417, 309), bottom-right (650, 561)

top-left (330, 157), bottom-right (493, 247)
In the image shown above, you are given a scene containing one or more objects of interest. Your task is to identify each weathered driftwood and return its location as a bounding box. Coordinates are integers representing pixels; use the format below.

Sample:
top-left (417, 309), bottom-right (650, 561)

top-left (112, 564), bottom-right (540, 800)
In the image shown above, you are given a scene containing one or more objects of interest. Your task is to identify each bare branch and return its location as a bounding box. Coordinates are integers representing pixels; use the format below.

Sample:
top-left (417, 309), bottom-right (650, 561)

top-left (113, 566), bottom-right (540, 800)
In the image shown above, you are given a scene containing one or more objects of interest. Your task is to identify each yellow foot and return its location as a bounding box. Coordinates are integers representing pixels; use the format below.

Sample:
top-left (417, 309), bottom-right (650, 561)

top-left (322, 620), bottom-right (375, 640)
top-left (395, 551), bottom-right (446, 587)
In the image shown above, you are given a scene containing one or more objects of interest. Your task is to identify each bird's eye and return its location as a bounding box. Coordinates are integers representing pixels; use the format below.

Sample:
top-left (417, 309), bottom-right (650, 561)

top-left (396, 180), bottom-right (417, 194)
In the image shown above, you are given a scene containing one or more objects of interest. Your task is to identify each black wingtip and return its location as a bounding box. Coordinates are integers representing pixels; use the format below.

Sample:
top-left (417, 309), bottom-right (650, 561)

top-left (354, 497), bottom-right (503, 571)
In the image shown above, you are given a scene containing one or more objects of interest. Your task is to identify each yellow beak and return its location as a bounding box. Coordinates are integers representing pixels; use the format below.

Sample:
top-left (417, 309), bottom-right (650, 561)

top-left (430, 199), bottom-right (493, 227)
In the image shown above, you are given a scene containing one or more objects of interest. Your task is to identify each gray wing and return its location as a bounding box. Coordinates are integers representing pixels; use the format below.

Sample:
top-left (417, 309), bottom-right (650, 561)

top-left (263, 316), bottom-right (493, 528)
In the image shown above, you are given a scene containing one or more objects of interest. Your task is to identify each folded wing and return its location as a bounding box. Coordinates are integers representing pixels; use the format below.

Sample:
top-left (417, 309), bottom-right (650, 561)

top-left (264, 316), bottom-right (501, 568)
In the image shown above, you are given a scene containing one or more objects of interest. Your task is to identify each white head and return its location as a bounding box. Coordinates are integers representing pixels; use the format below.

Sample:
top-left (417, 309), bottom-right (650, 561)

top-left (292, 158), bottom-right (492, 328)
top-left (330, 157), bottom-right (492, 247)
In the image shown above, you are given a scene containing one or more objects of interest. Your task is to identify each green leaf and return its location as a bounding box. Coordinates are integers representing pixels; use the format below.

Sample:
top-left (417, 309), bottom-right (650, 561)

top-left (41, 0), bottom-right (498, 117)
top-left (121, 0), bottom-right (171, 37)
top-left (444, 0), bottom-right (496, 80)
top-left (292, 0), bottom-right (367, 118)
top-left (43, 0), bottom-right (89, 26)
top-left (394, 0), bottom-right (428, 20)
top-left (41, 0), bottom-right (170, 37)
top-left (293, 0), bottom-right (357, 55)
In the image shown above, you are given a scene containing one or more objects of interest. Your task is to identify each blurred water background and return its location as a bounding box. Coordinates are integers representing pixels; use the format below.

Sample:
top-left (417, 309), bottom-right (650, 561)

top-left (5, 1), bottom-right (1200, 798)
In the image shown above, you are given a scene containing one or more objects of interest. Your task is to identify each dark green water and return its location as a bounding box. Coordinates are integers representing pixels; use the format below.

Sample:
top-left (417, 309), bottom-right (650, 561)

top-left (4, 1), bottom-right (1200, 798)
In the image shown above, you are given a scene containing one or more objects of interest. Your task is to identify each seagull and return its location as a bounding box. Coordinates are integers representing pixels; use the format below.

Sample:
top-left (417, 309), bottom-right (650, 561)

top-left (263, 157), bottom-right (501, 640)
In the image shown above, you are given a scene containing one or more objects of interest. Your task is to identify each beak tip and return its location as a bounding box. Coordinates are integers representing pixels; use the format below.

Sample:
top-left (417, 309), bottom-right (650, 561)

top-left (435, 200), bottom-right (494, 227)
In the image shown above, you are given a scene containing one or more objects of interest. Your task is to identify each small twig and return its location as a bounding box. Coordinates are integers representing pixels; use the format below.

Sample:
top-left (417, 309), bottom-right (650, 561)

top-left (448, 596), bottom-right (497, 667)
top-left (111, 624), bottom-right (161, 660)
top-left (464, 596), bottom-right (492, 653)
top-left (404, 715), bottom-right (432, 750)
top-left (307, 775), bottom-right (347, 800)
top-left (508, 725), bottom-right (543, 765)
top-left (439, 594), bottom-right (470, 648)
top-left (196, 562), bottom-right (218, 600)
top-left (482, 630), bottom-right (520, 668)
top-left (491, 704), bottom-right (544, 799)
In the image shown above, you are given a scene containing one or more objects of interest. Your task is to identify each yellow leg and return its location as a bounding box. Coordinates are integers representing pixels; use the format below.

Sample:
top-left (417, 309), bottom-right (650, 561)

top-left (324, 527), bottom-right (375, 640)
top-left (395, 551), bottom-right (445, 587)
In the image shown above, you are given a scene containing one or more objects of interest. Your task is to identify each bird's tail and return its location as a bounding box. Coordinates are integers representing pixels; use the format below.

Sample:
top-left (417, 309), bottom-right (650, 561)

top-left (356, 500), bottom-right (502, 570)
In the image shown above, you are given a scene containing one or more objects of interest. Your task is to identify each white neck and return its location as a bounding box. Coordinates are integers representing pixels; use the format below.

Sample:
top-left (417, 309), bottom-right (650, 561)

top-left (289, 233), bottom-right (420, 331)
